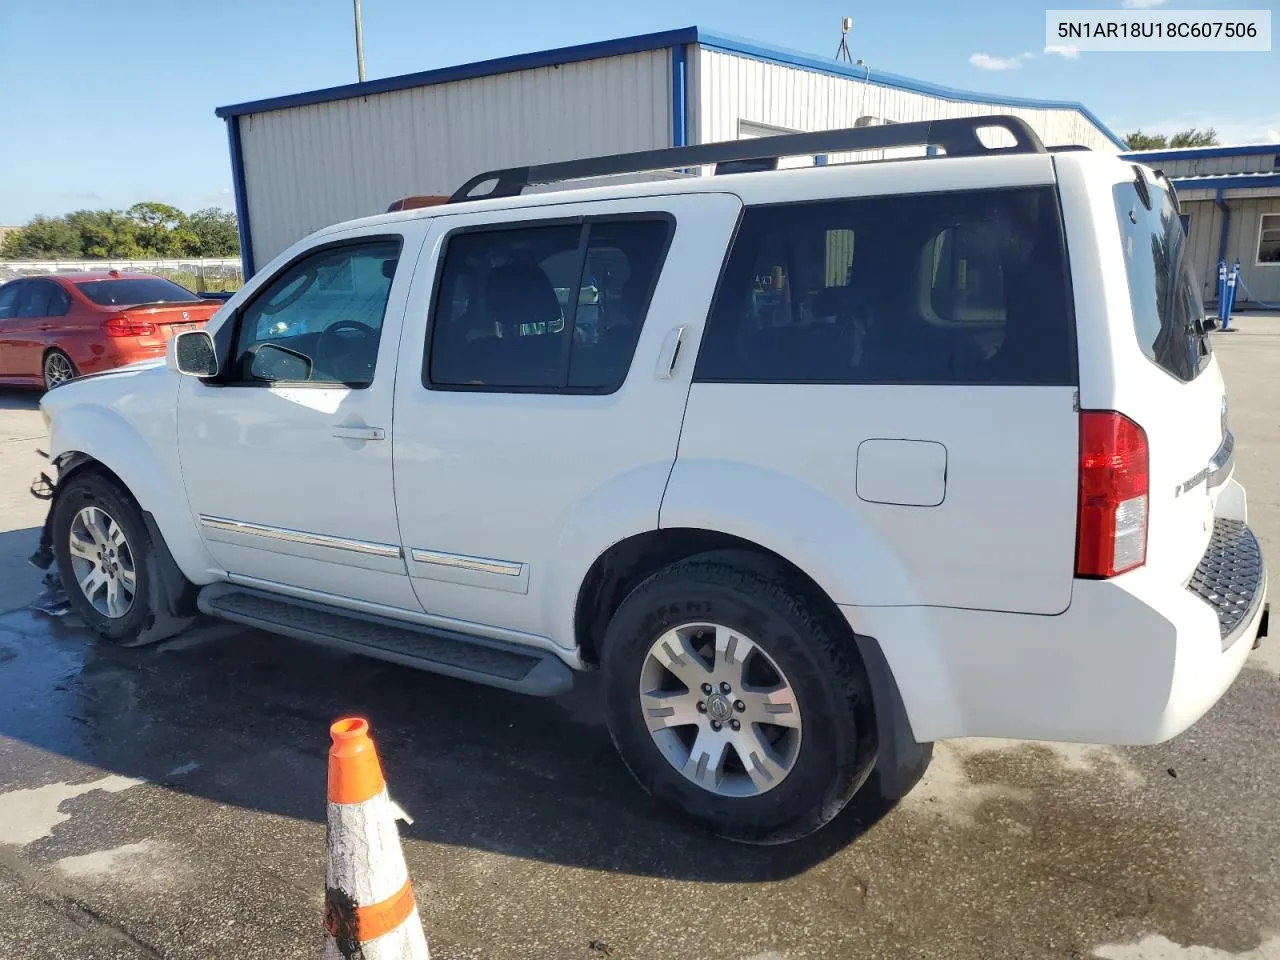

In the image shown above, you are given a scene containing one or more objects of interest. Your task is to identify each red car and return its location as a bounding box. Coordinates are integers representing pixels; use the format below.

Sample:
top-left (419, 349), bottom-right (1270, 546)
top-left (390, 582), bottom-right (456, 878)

top-left (0, 271), bottom-right (223, 390)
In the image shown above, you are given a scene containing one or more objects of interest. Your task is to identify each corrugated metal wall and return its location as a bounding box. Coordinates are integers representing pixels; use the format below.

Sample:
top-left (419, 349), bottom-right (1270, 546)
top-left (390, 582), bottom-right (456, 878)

top-left (692, 49), bottom-right (1120, 155)
top-left (237, 50), bottom-right (671, 266)
top-left (1150, 152), bottom-right (1279, 178)
top-left (1178, 197), bottom-right (1280, 305)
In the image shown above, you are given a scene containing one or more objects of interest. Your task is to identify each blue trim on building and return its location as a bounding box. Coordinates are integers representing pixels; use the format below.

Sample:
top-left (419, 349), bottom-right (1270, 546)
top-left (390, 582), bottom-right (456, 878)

top-left (1215, 189), bottom-right (1232, 264)
top-left (1171, 173), bottom-right (1280, 192)
top-left (213, 25), bottom-right (1125, 148)
top-left (1123, 143), bottom-right (1280, 163)
top-left (216, 28), bottom-right (699, 118)
top-left (670, 43), bottom-right (688, 147)
top-left (225, 117), bottom-right (256, 277)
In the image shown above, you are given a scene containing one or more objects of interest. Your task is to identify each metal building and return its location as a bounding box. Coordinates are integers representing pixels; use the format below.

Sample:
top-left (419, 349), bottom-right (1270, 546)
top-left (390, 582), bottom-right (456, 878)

top-left (215, 26), bottom-right (1126, 274)
top-left (1122, 144), bottom-right (1280, 309)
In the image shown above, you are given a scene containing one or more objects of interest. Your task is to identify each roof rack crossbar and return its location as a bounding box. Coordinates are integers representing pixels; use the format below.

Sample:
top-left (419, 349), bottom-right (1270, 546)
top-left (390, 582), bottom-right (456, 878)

top-left (448, 115), bottom-right (1046, 203)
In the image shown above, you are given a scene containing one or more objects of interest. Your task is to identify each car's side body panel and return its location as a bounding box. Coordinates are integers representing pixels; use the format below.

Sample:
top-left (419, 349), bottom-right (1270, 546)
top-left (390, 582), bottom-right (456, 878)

top-left (391, 193), bottom-right (744, 648)
top-left (41, 362), bottom-right (221, 584)
top-left (175, 221), bottom-right (430, 611)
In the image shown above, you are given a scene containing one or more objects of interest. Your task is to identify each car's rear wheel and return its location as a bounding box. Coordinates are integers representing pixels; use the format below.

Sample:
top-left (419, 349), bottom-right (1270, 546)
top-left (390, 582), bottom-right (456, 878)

top-left (52, 471), bottom-right (189, 645)
top-left (601, 550), bottom-right (877, 844)
top-left (43, 350), bottom-right (77, 390)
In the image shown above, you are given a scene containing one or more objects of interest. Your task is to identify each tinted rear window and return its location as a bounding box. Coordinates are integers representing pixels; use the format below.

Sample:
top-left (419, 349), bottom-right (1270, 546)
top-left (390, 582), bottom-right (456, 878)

top-left (1113, 181), bottom-right (1208, 382)
top-left (75, 278), bottom-right (201, 307)
top-left (695, 186), bottom-right (1076, 386)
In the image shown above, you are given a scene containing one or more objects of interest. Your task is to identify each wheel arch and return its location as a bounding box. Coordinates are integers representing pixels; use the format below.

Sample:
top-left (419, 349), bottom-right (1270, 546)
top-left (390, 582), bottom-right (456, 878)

top-left (47, 406), bottom-right (217, 586)
top-left (574, 527), bottom-right (932, 799)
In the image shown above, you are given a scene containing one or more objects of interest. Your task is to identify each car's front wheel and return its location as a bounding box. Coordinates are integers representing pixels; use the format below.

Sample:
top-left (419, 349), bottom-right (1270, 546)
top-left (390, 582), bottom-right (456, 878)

top-left (52, 471), bottom-right (189, 645)
top-left (601, 551), bottom-right (877, 844)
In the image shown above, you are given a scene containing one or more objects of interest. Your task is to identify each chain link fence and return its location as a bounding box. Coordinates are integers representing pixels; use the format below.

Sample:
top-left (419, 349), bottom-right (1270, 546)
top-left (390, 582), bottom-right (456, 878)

top-left (0, 258), bottom-right (244, 293)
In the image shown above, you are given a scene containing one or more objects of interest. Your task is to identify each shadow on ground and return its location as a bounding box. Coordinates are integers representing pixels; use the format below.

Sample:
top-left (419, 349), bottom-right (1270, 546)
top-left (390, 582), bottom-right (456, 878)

top-left (0, 389), bottom-right (41, 412)
top-left (0, 571), bottom-right (898, 883)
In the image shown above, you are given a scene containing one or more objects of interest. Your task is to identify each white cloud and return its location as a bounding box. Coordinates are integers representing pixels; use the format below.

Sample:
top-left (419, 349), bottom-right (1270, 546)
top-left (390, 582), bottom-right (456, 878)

top-left (1044, 44), bottom-right (1081, 59)
top-left (969, 52), bottom-right (1033, 70)
top-left (1121, 0), bottom-right (1166, 7)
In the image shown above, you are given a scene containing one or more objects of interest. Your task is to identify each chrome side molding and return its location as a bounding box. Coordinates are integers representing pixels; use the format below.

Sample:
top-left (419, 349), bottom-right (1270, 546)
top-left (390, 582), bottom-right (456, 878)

top-left (409, 547), bottom-right (524, 578)
top-left (199, 515), bottom-right (403, 559)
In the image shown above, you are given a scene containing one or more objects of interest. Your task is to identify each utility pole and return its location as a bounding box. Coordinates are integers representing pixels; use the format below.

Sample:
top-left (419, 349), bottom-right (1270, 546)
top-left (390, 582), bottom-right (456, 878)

top-left (353, 0), bottom-right (367, 82)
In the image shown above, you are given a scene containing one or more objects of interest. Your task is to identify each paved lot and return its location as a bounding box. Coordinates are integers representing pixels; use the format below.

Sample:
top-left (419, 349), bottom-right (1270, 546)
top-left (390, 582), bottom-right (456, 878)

top-left (0, 318), bottom-right (1277, 960)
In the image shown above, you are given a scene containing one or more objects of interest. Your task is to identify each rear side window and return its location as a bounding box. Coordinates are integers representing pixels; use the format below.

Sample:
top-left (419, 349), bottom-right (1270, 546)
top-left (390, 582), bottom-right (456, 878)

top-left (1114, 182), bottom-right (1208, 382)
top-left (695, 187), bottom-right (1076, 386)
top-left (48, 286), bottom-right (71, 316)
top-left (427, 217), bottom-right (671, 393)
top-left (76, 277), bottom-right (200, 306)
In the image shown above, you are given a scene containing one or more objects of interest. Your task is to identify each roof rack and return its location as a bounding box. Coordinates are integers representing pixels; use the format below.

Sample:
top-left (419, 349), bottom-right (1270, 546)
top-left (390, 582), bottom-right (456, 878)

top-left (449, 115), bottom-right (1046, 203)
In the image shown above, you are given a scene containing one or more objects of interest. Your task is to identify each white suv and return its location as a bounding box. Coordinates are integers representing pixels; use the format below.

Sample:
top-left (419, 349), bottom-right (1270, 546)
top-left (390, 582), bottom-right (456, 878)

top-left (33, 118), bottom-right (1268, 843)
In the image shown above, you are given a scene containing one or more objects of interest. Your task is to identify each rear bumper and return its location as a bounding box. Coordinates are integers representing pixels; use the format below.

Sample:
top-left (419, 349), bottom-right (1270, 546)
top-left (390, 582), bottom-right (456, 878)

top-left (845, 516), bottom-right (1267, 746)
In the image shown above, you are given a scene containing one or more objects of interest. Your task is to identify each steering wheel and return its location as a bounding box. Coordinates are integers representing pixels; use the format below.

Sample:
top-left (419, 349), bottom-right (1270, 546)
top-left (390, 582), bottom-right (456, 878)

top-left (315, 320), bottom-right (378, 383)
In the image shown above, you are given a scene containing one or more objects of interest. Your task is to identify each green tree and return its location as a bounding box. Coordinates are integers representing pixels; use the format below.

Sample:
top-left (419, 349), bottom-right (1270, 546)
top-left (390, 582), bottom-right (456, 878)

top-left (2, 203), bottom-right (241, 260)
top-left (0, 216), bottom-right (82, 258)
top-left (64, 210), bottom-right (143, 259)
top-left (186, 208), bottom-right (240, 256)
top-left (1169, 127), bottom-right (1218, 148)
top-left (1125, 130), bottom-right (1168, 150)
top-left (1126, 127), bottom-right (1220, 150)
top-left (127, 201), bottom-right (188, 256)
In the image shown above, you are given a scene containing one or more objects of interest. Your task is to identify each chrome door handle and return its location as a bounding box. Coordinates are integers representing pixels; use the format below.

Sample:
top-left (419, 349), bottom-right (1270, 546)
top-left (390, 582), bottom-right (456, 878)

top-left (655, 325), bottom-right (687, 380)
top-left (332, 425), bottom-right (385, 441)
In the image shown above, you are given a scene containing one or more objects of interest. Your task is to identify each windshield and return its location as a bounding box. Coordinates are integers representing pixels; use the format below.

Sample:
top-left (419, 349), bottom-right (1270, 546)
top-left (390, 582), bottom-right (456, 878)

top-left (1113, 179), bottom-right (1209, 382)
top-left (75, 277), bottom-right (201, 307)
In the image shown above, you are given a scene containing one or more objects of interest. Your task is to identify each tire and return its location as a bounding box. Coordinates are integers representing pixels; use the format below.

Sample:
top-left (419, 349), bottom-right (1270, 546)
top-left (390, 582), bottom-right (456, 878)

top-left (43, 349), bottom-right (78, 391)
top-left (52, 471), bottom-right (192, 646)
top-left (600, 550), bottom-right (877, 844)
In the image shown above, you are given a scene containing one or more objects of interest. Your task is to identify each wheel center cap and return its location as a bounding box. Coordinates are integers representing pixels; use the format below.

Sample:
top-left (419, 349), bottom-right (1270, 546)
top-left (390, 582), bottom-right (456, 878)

top-left (705, 694), bottom-right (732, 723)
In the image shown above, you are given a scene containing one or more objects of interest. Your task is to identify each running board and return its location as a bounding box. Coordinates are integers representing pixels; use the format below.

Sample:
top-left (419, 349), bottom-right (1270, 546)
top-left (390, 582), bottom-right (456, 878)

top-left (196, 584), bottom-right (573, 697)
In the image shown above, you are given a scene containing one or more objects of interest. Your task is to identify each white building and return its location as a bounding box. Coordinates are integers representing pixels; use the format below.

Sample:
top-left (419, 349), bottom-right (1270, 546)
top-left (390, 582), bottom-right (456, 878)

top-left (216, 26), bottom-right (1126, 274)
top-left (1122, 144), bottom-right (1280, 308)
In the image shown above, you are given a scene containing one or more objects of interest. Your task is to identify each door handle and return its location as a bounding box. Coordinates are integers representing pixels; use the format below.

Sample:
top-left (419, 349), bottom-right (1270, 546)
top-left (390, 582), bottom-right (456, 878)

top-left (332, 425), bottom-right (385, 441)
top-left (655, 325), bottom-right (687, 380)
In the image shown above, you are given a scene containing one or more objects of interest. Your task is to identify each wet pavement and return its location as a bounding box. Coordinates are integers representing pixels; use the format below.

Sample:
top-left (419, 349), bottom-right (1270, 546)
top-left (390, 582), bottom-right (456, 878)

top-left (0, 317), bottom-right (1278, 960)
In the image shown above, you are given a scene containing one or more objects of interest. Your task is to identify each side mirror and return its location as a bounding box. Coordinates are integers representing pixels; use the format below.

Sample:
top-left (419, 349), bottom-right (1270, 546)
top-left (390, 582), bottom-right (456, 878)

top-left (172, 330), bottom-right (219, 378)
top-left (249, 343), bottom-right (313, 382)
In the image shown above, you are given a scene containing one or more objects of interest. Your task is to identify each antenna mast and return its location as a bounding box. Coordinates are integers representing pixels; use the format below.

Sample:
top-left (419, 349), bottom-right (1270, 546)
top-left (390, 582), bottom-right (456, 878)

top-left (835, 17), bottom-right (854, 63)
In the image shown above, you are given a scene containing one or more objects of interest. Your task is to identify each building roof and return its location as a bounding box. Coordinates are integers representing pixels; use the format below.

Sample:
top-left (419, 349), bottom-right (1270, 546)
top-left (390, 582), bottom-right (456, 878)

top-left (1122, 143), bottom-right (1280, 163)
top-left (214, 26), bottom-right (1126, 148)
top-left (1169, 172), bottom-right (1280, 193)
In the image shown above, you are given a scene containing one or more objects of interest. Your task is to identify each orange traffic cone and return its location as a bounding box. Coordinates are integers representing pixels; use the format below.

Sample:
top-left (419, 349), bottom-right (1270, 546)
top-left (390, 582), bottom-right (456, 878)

top-left (323, 717), bottom-right (430, 960)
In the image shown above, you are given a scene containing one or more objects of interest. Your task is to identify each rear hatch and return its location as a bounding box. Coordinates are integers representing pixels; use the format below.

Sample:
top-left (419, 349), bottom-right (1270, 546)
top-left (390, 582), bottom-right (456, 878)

top-left (1103, 165), bottom-right (1226, 585)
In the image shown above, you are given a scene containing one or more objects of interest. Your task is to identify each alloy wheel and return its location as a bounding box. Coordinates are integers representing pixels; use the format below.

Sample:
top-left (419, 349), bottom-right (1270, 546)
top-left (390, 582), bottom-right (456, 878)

top-left (67, 506), bottom-right (137, 619)
top-left (638, 622), bottom-right (802, 797)
top-left (44, 353), bottom-right (74, 388)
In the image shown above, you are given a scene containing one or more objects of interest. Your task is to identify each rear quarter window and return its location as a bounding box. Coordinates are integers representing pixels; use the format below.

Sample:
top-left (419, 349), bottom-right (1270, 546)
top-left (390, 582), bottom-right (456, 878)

top-left (1113, 181), bottom-right (1208, 382)
top-left (694, 186), bottom-right (1077, 386)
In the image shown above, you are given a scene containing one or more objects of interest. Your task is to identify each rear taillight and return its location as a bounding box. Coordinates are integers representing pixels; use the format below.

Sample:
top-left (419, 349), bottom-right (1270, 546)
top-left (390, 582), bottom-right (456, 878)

top-left (103, 314), bottom-right (156, 337)
top-left (1075, 411), bottom-right (1149, 578)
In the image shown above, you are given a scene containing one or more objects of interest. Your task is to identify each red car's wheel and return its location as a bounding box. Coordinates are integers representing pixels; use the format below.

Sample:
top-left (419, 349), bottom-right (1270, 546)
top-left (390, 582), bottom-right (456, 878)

top-left (43, 350), bottom-right (77, 390)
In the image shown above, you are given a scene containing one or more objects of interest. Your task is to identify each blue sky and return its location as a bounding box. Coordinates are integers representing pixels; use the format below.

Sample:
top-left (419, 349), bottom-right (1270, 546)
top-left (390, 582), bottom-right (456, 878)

top-left (0, 0), bottom-right (1275, 224)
